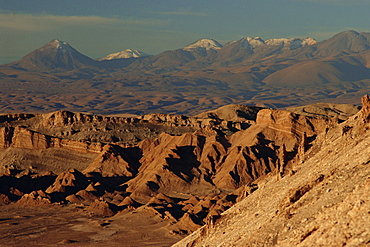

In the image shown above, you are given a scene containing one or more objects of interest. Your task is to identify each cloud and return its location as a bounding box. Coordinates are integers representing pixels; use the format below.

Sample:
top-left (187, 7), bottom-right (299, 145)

top-left (0, 13), bottom-right (172, 63)
top-left (291, 0), bottom-right (370, 5)
top-left (159, 10), bottom-right (208, 17)
top-left (0, 13), bottom-right (168, 32)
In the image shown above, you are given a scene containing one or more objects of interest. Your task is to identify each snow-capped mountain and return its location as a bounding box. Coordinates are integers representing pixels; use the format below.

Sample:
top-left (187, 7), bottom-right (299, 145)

top-left (183, 39), bottom-right (223, 51)
top-left (264, 37), bottom-right (317, 49)
top-left (45, 39), bottom-right (74, 52)
top-left (225, 37), bottom-right (265, 49)
top-left (245, 37), bottom-right (265, 48)
top-left (5, 30), bottom-right (369, 74)
top-left (226, 36), bottom-right (317, 50)
top-left (98, 49), bottom-right (148, 61)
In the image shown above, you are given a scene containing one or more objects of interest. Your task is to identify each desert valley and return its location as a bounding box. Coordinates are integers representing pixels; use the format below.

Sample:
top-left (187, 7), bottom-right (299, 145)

top-left (0, 30), bottom-right (370, 246)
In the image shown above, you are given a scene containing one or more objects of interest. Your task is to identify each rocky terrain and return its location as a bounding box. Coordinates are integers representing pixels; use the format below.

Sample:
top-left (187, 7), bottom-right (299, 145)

top-left (1, 27), bottom-right (370, 246)
top-left (0, 97), bottom-right (366, 246)
top-left (175, 95), bottom-right (370, 247)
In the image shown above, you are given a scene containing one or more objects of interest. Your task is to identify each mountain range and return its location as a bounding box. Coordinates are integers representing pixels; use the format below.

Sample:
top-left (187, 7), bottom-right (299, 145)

top-left (1, 30), bottom-right (370, 246)
top-left (1, 30), bottom-right (370, 115)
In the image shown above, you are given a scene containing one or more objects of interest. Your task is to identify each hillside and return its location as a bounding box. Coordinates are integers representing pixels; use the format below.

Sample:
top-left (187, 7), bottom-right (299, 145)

top-left (174, 95), bottom-right (370, 246)
top-left (0, 98), bottom-right (365, 246)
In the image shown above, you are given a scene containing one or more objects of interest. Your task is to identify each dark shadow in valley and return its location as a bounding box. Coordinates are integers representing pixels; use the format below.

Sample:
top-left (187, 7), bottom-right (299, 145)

top-left (164, 146), bottom-right (202, 183)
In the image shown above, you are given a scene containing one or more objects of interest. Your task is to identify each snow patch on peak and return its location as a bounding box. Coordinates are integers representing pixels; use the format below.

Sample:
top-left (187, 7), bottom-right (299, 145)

top-left (245, 37), bottom-right (265, 48)
top-left (265, 37), bottom-right (317, 48)
top-left (50, 39), bottom-right (70, 49)
top-left (184, 39), bottom-right (223, 51)
top-left (265, 38), bottom-right (292, 46)
top-left (45, 39), bottom-right (74, 53)
top-left (98, 49), bottom-right (148, 61)
top-left (301, 37), bottom-right (317, 46)
top-left (228, 36), bottom-right (317, 51)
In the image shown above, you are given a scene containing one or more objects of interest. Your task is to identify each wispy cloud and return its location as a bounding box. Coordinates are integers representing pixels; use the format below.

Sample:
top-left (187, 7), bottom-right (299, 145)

top-left (0, 13), bottom-right (168, 32)
top-left (292, 0), bottom-right (370, 5)
top-left (159, 10), bottom-right (208, 17)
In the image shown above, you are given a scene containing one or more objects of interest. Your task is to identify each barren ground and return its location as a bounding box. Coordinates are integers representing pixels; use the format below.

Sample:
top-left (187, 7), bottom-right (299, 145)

top-left (0, 203), bottom-right (182, 247)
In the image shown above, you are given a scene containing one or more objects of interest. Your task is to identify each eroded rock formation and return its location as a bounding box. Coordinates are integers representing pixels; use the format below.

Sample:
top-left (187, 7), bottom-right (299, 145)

top-left (0, 100), bottom-right (361, 239)
top-left (174, 95), bottom-right (370, 246)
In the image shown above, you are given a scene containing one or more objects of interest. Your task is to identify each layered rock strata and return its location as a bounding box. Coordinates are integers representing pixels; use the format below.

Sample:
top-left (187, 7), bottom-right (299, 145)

top-left (0, 101), bottom-right (357, 237)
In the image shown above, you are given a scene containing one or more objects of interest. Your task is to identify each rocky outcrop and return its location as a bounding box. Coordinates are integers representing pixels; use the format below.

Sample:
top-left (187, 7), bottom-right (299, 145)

top-left (86, 199), bottom-right (116, 216)
top-left (286, 103), bottom-right (361, 121)
top-left (83, 144), bottom-right (141, 177)
top-left (17, 190), bottom-right (52, 205)
top-left (125, 107), bottom-right (335, 202)
top-left (212, 144), bottom-right (278, 190)
top-left (195, 104), bottom-right (263, 122)
top-left (45, 169), bottom-right (89, 201)
top-left (254, 108), bottom-right (334, 151)
top-left (40, 111), bottom-right (124, 127)
top-left (126, 133), bottom-right (218, 203)
top-left (0, 127), bottom-right (50, 149)
top-left (0, 127), bottom-right (13, 148)
top-left (0, 126), bottom-right (103, 153)
top-left (360, 94), bottom-right (370, 123)
top-left (173, 95), bottom-right (370, 247)
top-left (65, 189), bottom-right (99, 204)
top-left (141, 112), bottom-right (252, 131)
top-left (0, 113), bottom-right (35, 124)
top-left (0, 100), bottom-right (346, 241)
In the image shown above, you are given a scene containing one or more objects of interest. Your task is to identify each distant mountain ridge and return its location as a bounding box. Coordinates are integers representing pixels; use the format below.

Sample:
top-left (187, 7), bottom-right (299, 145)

top-left (5, 30), bottom-right (370, 72)
top-left (124, 30), bottom-right (369, 70)
top-left (1, 30), bottom-right (370, 115)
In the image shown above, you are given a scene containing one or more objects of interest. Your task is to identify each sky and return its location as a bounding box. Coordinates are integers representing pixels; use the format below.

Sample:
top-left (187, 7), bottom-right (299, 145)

top-left (1, 0), bottom-right (370, 64)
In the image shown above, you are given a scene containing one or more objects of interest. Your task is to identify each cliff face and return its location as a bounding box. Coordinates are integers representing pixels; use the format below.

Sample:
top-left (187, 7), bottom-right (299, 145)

top-left (0, 101), bottom-right (361, 244)
top-left (82, 144), bottom-right (141, 177)
top-left (174, 95), bottom-right (370, 247)
top-left (0, 126), bottom-right (103, 152)
top-left (124, 108), bottom-right (334, 203)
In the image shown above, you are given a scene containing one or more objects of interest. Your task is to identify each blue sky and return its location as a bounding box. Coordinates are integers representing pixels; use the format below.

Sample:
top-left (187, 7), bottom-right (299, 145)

top-left (1, 0), bottom-right (370, 64)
